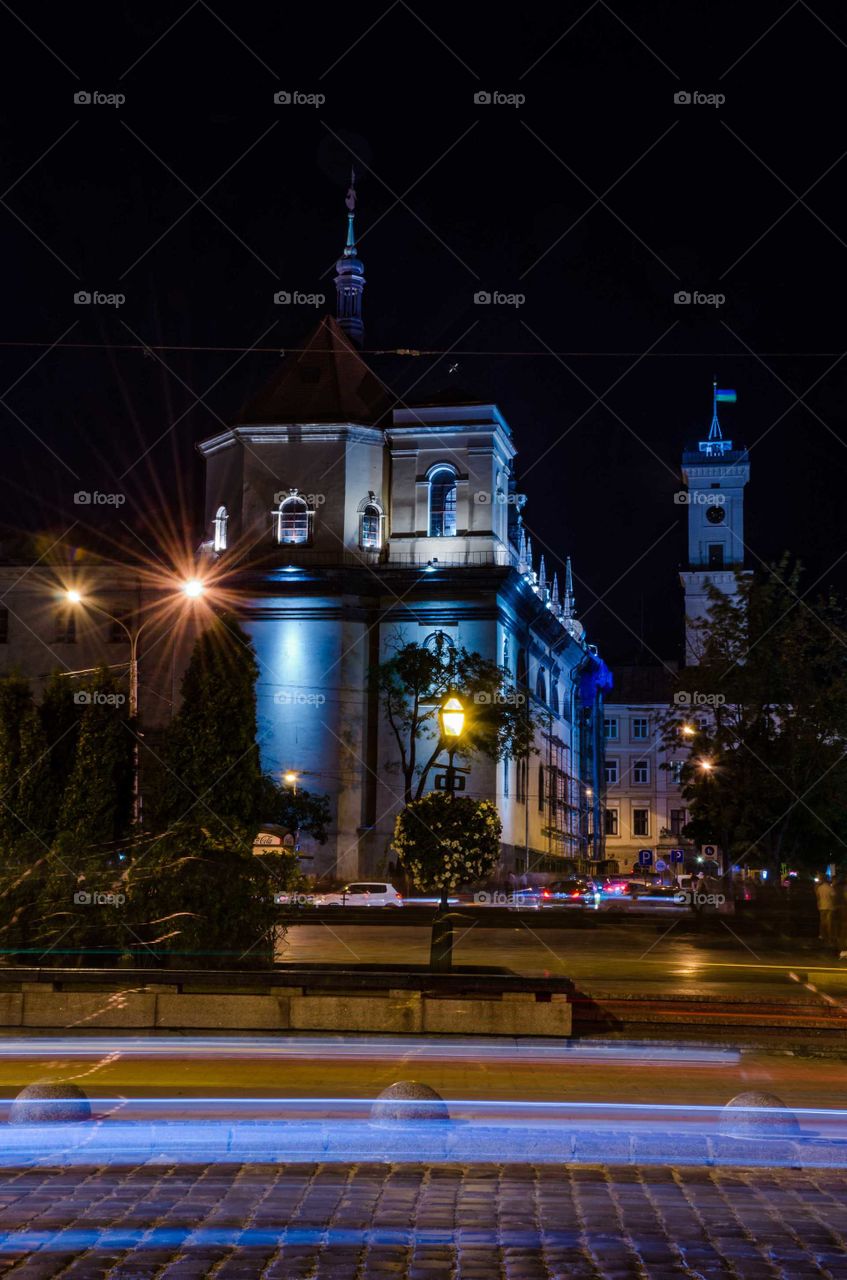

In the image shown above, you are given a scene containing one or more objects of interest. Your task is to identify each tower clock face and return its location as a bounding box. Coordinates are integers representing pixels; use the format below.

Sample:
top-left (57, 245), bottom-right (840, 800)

top-left (706, 504), bottom-right (726, 525)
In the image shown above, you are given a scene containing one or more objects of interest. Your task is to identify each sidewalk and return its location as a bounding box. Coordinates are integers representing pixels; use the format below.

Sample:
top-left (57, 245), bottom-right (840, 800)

top-left (1, 1162), bottom-right (846, 1278)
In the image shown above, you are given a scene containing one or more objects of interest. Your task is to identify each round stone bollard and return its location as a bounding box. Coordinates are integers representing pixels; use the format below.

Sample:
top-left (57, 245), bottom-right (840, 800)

top-left (719, 1091), bottom-right (800, 1137)
top-left (9, 1083), bottom-right (92, 1125)
top-left (370, 1081), bottom-right (450, 1124)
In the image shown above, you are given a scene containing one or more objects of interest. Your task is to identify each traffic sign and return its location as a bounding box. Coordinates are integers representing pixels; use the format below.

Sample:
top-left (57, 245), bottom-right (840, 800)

top-left (701, 844), bottom-right (717, 860)
top-left (655, 859), bottom-right (667, 872)
top-left (669, 848), bottom-right (685, 863)
top-left (637, 849), bottom-right (653, 866)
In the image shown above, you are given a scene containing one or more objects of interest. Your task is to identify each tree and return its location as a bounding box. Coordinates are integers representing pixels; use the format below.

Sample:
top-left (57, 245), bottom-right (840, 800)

top-left (257, 775), bottom-right (331, 844)
top-left (125, 820), bottom-right (282, 967)
top-left (393, 792), bottom-right (502, 970)
top-left (0, 673), bottom-right (42, 851)
top-left (57, 667), bottom-right (133, 847)
top-left (37, 673), bottom-right (83, 840)
top-left (393, 792), bottom-right (502, 901)
top-left (154, 612), bottom-right (264, 832)
top-left (661, 557), bottom-right (847, 875)
top-left (375, 634), bottom-right (541, 804)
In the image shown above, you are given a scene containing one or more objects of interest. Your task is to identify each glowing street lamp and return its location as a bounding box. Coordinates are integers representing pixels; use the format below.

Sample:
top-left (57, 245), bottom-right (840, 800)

top-left (182, 578), bottom-right (205, 599)
top-left (283, 770), bottom-right (299, 795)
top-left (698, 759), bottom-right (714, 773)
top-left (681, 723), bottom-right (695, 737)
top-left (438, 693), bottom-right (466, 796)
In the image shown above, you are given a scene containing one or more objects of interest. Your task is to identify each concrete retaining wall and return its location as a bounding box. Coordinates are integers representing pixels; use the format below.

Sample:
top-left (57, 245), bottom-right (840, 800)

top-left (0, 982), bottom-right (572, 1036)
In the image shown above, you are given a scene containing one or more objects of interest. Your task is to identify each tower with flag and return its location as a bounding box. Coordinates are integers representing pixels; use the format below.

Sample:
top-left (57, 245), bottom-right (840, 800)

top-left (680, 380), bottom-right (750, 662)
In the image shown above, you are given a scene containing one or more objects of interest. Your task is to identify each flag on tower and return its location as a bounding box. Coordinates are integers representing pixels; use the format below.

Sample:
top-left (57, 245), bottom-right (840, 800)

top-left (715, 388), bottom-right (737, 403)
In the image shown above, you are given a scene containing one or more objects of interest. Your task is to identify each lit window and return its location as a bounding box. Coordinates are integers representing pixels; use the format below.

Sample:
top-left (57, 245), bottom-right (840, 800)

top-left (359, 502), bottom-right (382, 550)
top-left (604, 758), bottom-right (619, 785)
top-left (276, 493), bottom-right (311, 545)
top-left (633, 760), bottom-right (650, 784)
top-left (632, 717), bottom-right (649, 740)
top-left (670, 761), bottom-right (683, 785)
top-left (429, 467), bottom-right (457, 537)
top-left (633, 808), bottom-right (649, 837)
top-left (604, 717), bottom-right (618, 740)
top-left (213, 505), bottom-right (228, 552)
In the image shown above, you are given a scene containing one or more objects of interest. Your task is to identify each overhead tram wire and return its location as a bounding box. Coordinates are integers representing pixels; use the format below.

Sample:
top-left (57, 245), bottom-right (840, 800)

top-left (0, 341), bottom-right (841, 358)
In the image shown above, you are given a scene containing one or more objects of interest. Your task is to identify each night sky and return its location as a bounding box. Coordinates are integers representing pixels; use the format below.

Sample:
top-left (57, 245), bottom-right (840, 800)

top-left (2, 0), bottom-right (846, 666)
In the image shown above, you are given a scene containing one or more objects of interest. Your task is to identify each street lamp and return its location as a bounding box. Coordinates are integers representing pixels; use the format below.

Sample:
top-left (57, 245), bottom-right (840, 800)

top-left (283, 770), bottom-right (299, 795)
top-left (438, 693), bottom-right (465, 795)
top-left (681, 723), bottom-right (695, 737)
top-left (698, 759), bottom-right (714, 773)
top-left (65, 578), bottom-right (206, 824)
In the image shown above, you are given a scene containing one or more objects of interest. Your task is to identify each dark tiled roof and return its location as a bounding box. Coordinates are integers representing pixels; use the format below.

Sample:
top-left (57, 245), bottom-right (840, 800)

top-left (238, 315), bottom-right (393, 427)
top-left (608, 663), bottom-right (678, 704)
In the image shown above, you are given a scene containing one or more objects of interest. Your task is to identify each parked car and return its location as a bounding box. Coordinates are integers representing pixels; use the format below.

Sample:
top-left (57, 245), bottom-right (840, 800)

top-left (314, 882), bottom-right (404, 908)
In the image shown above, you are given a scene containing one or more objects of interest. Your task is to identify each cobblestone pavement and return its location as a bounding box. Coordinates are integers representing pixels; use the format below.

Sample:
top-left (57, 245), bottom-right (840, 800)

top-left (0, 1163), bottom-right (845, 1278)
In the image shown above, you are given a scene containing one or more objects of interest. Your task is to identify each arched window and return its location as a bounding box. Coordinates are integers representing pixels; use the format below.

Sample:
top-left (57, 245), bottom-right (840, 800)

top-left (213, 505), bottom-right (228, 552)
top-left (358, 497), bottom-right (383, 550)
top-left (538, 764), bottom-right (545, 813)
top-left (516, 648), bottom-right (528, 688)
top-left (423, 630), bottom-right (456, 658)
top-left (550, 682), bottom-right (560, 716)
top-left (275, 492), bottom-right (311, 545)
top-left (428, 466), bottom-right (457, 537)
top-left (536, 669), bottom-right (547, 703)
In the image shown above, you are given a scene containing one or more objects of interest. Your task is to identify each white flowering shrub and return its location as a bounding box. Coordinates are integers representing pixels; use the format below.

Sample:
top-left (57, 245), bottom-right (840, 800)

top-left (392, 793), bottom-right (502, 893)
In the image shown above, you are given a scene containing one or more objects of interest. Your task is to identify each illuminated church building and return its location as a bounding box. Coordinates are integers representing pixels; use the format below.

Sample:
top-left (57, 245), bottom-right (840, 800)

top-left (197, 195), bottom-right (610, 879)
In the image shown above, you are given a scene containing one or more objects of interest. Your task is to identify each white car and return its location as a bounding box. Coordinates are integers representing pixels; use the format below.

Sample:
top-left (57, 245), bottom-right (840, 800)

top-left (315, 881), bottom-right (403, 908)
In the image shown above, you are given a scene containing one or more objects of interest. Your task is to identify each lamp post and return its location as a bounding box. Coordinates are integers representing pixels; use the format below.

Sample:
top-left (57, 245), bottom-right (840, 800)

top-left (65, 578), bottom-right (205, 825)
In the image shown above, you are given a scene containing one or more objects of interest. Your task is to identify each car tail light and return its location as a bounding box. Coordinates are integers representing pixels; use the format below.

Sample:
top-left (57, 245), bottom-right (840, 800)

top-left (570, 890), bottom-right (580, 899)
top-left (542, 889), bottom-right (551, 899)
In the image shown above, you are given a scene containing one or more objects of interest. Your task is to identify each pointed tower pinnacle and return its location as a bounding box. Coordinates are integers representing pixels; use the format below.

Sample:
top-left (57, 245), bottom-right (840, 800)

top-left (550, 572), bottom-right (561, 613)
top-left (334, 168), bottom-right (365, 347)
top-left (563, 557), bottom-right (576, 619)
top-left (538, 555), bottom-right (547, 591)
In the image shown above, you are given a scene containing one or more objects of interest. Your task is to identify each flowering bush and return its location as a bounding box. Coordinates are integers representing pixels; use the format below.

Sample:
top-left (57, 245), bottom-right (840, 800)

top-left (392, 793), bottom-right (502, 893)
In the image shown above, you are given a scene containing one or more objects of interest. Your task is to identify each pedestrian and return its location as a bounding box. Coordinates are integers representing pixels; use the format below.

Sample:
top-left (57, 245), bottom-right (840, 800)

top-left (815, 877), bottom-right (835, 947)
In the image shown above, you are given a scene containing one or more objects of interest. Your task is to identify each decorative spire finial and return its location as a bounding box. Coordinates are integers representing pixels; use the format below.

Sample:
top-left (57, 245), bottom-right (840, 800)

top-left (563, 557), bottom-right (575, 619)
top-left (335, 167), bottom-right (365, 346)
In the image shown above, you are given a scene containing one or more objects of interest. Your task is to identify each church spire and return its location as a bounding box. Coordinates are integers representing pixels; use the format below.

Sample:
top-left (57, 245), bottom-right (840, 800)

top-left (563, 556), bottom-right (576, 620)
top-left (334, 168), bottom-right (365, 347)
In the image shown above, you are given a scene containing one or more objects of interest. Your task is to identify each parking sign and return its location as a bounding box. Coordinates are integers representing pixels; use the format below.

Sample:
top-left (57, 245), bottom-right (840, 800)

top-left (637, 849), bottom-right (653, 866)
top-left (669, 848), bottom-right (684, 864)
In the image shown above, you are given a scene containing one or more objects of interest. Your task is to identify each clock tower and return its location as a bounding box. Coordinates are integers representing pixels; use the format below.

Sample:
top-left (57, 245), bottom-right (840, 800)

top-left (679, 384), bottom-right (750, 664)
